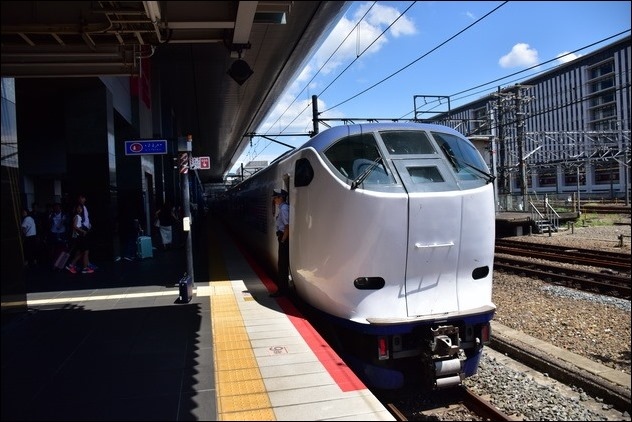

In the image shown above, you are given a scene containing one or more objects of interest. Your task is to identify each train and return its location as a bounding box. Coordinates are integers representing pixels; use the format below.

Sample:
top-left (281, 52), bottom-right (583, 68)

top-left (216, 122), bottom-right (496, 391)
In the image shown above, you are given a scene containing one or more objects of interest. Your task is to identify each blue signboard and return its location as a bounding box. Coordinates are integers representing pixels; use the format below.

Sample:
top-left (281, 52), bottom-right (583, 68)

top-left (124, 139), bottom-right (168, 155)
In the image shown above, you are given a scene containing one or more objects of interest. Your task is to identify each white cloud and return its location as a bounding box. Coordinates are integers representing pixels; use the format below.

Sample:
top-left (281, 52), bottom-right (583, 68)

top-left (243, 2), bottom-right (417, 168)
top-left (312, 3), bottom-right (416, 75)
top-left (498, 43), bottom-right (539, 68)
top-left (556, 51), bottom-right (582, 64)
top-left (261, 2), bottom-right (418, 135)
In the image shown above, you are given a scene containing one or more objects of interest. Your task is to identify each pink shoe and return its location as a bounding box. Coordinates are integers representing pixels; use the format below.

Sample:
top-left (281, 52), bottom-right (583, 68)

top-left (66, 265), bottom-right (77, 274)
top-left (82, 267), bottom-right (94, 274)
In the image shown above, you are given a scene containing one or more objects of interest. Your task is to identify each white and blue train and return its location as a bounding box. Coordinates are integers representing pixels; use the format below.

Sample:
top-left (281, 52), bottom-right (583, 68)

top-left (218, 122), bottom-right (496, 390)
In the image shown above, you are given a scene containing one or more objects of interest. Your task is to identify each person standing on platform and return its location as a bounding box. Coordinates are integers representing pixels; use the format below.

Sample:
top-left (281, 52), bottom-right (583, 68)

top-left (155, 200), bottom-right (178, 250)
top-left (66, 203), bottom-right (93, 274)
top-left (21, 208), bottom-right (38, 268)
top-left (269, 188), bottom-right (290, 297)
top-left (47, 202), bottom-right (68, 264)
top-left (77, 194), bottom-right (98, 270)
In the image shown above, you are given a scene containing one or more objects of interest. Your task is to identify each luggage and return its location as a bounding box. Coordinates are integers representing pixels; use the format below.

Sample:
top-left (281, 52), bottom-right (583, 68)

top-left (178, 273), bottom-right (194, 303)
top-left (136, 236), bottom-right (153, 259)
top-left (53, 250), bottom-right (70, 270)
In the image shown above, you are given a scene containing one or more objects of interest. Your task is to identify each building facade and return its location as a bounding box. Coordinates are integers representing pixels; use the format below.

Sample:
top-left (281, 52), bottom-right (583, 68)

top-left (431, 35), bottom-right (631, 210)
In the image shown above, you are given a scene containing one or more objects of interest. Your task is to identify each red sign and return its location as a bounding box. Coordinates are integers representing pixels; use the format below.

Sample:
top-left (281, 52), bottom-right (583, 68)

top-left (191, 156), bottom-right (210, 170)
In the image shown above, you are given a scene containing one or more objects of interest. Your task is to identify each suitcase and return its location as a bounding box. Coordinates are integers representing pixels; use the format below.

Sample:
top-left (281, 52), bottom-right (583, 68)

top-left (178, 274), bottom-right (194, 303)
top-left (53, 250), bottom-right (70, 270)
top-left (136, 236), bottom-right (153, 259)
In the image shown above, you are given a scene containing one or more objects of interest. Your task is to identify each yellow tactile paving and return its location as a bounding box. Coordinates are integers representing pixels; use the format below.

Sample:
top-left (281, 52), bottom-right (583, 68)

top-left (213, 339), bottom-right (252, 352)
top-left (220, 392), bottom-right (272, 412)
top-left (221, 408), bottom-right (276, 421)
top-left (211, 280), bottom-right (275, 420)
top-left (216, 368), bottom-right (263, 383)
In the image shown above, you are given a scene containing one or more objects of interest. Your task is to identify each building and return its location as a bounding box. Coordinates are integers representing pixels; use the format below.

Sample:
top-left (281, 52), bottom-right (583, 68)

top-left (430, 35), bottom-right (631, 210)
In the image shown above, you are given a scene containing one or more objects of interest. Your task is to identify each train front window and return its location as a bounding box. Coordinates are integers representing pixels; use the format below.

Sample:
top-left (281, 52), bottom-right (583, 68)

top-left (380, 131), bottom-right (436, 155)
top-left (408, 166), bottom-right (444, 183)
top-left (431, 131), bottom-right (492, 183)
top-left (324, 133), bottom-right (394, 186)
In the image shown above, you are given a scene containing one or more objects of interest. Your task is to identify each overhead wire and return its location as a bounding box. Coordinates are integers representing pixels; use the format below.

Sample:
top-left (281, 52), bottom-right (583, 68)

top-left (248, 1), bottom-right (417, 163)
top-left (244, 3), bottom-right (627, 168)
top-left (319, 1), bottom-right (508, 114)
top-left (404, 29), bottom-right (631, 119)
top-left (245, 1), bottom-right (504, 164)
top-left (262, 1), bottom-right (381, 136)
top-left (245, 2), bottom-right (380, 163)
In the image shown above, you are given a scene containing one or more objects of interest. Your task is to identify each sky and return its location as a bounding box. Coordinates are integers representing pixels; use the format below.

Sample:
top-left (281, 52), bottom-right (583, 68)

top-left (230, 1), bottom-right (631, 174)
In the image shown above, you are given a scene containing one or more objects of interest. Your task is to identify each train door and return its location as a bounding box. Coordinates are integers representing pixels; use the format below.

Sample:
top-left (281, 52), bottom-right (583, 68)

top-left (391, 159), bottom-right (464, 317)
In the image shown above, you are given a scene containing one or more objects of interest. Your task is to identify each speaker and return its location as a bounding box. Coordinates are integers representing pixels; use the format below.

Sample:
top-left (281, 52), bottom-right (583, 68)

top-left (228, 59), bottom-right (254, 85)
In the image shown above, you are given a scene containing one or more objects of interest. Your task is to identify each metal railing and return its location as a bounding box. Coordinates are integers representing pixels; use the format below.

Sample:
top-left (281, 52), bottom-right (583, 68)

top-left (528, 198), bottom-right (560, 233)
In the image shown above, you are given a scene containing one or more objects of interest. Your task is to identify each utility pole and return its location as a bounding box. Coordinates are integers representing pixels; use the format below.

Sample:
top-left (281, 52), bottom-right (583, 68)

top-left (179, 135), bottom-right (195, 283)
top-left (515, 86), bottom-right (528, 211)
top-left (489, 106), bottom-right (499, 211)
top-left (312, 95), bottom-right (319, 136)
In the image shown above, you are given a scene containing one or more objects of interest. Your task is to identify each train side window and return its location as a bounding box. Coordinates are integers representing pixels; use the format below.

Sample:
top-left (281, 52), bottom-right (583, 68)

top-left (294, 158), bottom-right (314, 187)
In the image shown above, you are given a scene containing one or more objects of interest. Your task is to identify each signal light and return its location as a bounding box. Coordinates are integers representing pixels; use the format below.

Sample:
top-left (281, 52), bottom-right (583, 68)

top-left (377, 336), bottom-right (389, 360)
top-left (481, 323), bottom-right (491, 344)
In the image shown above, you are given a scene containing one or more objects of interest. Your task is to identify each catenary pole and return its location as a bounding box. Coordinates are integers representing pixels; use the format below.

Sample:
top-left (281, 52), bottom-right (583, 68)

top-left (179, 135), bottom-right (195, 283)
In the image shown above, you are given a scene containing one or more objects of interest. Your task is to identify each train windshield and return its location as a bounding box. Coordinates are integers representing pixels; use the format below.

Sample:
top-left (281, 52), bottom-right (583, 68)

top-left (380, 131), bottom-right (436, 155)
top-left (431, 131), bottom-right (494, 183)
top-left (324, 133), bottom-right (395, 186)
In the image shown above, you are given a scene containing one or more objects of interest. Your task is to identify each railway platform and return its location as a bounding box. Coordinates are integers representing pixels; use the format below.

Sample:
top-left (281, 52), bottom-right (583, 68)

top-left (1, 214), bottom-right (394, 421)
top-left (495, 210), bottom-right (580, 237)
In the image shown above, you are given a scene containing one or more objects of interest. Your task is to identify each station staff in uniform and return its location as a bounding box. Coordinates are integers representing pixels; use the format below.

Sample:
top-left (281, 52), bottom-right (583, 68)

top-left (270, 188), bottom-right (290, 297)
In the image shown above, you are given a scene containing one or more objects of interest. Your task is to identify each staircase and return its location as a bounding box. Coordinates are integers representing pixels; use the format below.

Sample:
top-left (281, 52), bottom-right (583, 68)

top-left (529, 199), bottom-right (560, 234)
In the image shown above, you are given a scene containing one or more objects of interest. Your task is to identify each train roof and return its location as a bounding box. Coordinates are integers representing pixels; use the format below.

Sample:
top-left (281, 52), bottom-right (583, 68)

top-left (298, 122), bottom-right (467, 153)
top-left (265, 121), bottom-right (471, 170)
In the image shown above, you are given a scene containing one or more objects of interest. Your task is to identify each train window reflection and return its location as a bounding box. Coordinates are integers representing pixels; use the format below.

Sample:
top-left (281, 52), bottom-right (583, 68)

top-left (431, 131), bottom-right (489, 181)
top-left (325, 133), bottom-right (394, 185)
top-left (325, 133), bottom-right (379, 179)
top-left (381, 131), bottom-right (436, 155)
top-left (408, 166), bottom-right (444, 183)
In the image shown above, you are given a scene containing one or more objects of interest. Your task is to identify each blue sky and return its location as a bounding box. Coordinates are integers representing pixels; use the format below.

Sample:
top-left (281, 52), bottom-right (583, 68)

top-left (231, 1), bottom-right (631, 173)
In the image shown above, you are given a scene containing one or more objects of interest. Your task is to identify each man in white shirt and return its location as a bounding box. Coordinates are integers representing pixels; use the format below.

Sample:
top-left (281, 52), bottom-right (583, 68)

top-left (21, 208), bottom-right (38, 267)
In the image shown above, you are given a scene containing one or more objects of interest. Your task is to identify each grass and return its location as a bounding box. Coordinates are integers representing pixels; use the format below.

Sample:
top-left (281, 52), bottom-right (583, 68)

top-left (578, 212), bottom-right (630, 227)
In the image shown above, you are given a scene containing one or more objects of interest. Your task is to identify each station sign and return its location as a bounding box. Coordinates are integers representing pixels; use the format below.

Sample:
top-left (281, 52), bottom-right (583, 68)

top-left (125, 139), bottom-right (168, 155)
top-left (190, 156), bottom-right (210, 170)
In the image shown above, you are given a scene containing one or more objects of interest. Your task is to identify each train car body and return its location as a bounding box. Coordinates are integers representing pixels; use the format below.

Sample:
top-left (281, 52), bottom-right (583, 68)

top-left (218, 122), bottom-right (496, 390)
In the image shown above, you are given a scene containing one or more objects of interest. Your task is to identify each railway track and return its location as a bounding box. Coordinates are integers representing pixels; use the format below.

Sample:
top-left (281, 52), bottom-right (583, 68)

top-left (580, 205), bottom-right (632, 215)
top-left (495, 239), bottom-right (631, 272)
top-left (380, 385), bottom-right (516, 421)
top-left (494, 256), bottom-right (631, 299)
top-left (494, 238), bottom-right (631, 298)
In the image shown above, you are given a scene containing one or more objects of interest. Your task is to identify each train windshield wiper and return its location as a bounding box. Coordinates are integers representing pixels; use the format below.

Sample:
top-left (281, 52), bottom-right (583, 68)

top-left (440, 145), bottom-right (495, 184)
top-left (459, 160), bottom-right (496, 184)
top-left (351, 156), bottom-right (384, 190)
